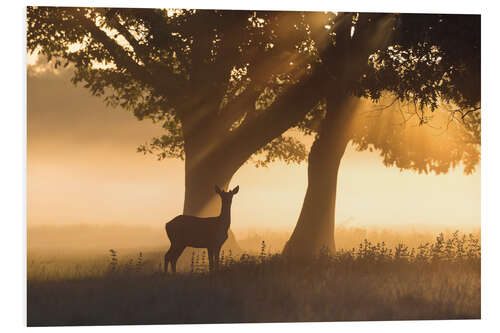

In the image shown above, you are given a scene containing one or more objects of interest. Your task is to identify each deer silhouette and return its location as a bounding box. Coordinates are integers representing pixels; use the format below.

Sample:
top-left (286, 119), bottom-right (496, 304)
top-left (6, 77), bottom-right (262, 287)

top-left (164, 185), bottom-right (239, 274)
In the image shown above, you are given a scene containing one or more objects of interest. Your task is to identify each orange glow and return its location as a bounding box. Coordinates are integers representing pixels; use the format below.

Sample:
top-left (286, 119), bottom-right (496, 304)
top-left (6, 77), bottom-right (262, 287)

top-left (27, 61), bottom-right (480, 243)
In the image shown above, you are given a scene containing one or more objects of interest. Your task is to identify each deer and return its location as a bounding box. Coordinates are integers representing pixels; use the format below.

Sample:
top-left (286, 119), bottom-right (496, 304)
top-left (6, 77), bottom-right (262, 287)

top-left (164, 185), bottom-right (239, 274)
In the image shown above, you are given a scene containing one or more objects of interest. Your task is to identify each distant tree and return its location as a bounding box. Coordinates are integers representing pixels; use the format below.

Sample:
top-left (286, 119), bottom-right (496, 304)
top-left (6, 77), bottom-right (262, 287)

top-left (283, 13), bottom-right (481, 259)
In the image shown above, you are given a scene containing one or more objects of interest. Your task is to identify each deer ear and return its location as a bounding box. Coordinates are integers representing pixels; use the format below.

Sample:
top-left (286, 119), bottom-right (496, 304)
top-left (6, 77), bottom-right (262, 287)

top-left (215, 185), bottom-right (222, 194)
top-left (232, 185), bottom-right (239, 194)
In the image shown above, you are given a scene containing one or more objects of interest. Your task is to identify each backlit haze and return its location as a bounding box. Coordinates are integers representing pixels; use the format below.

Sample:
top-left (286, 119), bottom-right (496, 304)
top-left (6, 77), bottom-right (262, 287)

top-left (27, 56), bottom-right (481, 242)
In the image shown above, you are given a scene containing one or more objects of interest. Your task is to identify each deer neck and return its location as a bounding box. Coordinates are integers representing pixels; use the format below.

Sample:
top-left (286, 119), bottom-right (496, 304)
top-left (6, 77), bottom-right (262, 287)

top-left (219, 202), bottom-right (231, 229)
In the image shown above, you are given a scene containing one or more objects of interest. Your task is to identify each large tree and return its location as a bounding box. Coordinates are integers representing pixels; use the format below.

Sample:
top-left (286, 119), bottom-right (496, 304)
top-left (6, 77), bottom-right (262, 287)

top-left (27, 7), bottom-right (329, 252)
top-left (26, 9), bottom-right (396, 213)
top-left (283, 13), bottom-right (481, 258)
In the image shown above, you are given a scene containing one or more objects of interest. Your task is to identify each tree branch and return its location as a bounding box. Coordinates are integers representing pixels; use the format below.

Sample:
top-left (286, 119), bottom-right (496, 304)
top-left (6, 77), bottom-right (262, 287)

top-left (74, 10), bottom-right (183, 103)
top-left (105, 9), bottom-right (151, 65)
top-left (221, 69), bottom-right (331, 167)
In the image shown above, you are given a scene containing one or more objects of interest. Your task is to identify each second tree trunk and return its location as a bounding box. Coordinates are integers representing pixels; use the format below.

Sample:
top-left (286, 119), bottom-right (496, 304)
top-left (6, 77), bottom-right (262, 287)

top-left (283, 96), bottom-right (357, 260)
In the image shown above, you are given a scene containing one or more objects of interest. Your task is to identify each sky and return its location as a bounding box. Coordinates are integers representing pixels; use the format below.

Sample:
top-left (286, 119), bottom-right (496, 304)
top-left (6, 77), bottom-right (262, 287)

top-left (27, 58), bottom-right (481, 237)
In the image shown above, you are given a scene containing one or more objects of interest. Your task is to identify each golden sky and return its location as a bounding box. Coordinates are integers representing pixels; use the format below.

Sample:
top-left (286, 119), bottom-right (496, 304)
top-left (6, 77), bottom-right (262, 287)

top-left (27, 60), bottom-right (481, 236)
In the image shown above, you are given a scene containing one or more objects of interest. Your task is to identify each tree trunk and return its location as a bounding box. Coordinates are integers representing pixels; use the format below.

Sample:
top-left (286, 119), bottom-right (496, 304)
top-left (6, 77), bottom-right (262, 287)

top-left (181, 149), bottom-right (242, 252)
top-left (183, 161), bottom-right (233, 217)
top-left (282, 96), bottom-right (357, 260)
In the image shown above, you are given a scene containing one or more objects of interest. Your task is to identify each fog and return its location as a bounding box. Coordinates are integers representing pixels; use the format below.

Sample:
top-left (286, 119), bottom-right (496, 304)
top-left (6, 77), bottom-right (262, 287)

top-left (27, 60), bottom-right (480, 249)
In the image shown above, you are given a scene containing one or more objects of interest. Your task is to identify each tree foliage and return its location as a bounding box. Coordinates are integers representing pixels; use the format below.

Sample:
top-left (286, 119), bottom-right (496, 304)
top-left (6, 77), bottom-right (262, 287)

top-left (349, 14), bottom-right (480, 174)
top-left (28, 8), bottom-right (480, 174)
top-left (349, 98), bottom-right (480, 175)
top-left (28, 7), bottom-right (324, 167)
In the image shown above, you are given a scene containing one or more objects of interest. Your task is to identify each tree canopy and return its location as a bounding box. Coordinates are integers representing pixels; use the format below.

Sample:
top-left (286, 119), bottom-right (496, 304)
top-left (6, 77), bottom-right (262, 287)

top-left (351, 14), bottom-right (480, 174)
top-left (28, 9), bottom-right (480, 175)
top-left (27, 7), bottom-right (324, 167)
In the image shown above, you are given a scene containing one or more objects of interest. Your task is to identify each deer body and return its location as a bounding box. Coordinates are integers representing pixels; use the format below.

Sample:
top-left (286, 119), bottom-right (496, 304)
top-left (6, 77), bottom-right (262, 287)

top-left (166, 215), bottom-right (229, 248)
top-left (164, 185), bottom-right (239, 274)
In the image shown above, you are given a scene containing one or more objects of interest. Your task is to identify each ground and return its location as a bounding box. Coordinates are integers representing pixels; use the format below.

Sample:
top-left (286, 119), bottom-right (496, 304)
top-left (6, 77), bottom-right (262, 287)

top-left (27, 233), bottom-right (481, 326)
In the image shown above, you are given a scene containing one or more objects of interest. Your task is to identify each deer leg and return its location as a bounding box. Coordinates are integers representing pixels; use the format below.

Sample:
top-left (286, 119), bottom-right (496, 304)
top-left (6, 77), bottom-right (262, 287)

top-left (207, 248), bottom-right (214, 272)
top-left (164, 247), bottom-right (175, 274)
top-left (171, 246), bottom-right (185, 274)
top-left (210, 245), bottom-right (222, 271)
top-left (214, 247), bottom-right (221, 271)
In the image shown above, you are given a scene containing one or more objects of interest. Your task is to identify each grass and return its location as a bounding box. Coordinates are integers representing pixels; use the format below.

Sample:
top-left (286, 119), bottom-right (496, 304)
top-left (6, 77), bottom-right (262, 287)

top-left (27, 231), bottom-right (480, 326)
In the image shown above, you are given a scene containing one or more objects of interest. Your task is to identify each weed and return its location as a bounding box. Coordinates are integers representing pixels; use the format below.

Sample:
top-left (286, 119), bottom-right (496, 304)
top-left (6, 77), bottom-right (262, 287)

top-left (27, 231), bottom-right (481, 326)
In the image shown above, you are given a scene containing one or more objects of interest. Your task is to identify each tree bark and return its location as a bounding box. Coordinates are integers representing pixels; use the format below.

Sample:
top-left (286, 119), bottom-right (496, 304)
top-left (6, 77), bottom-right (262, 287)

top-left (282, 95), bottom-right (358, 260)
top-left (183, 160), bottom-right (233, 217)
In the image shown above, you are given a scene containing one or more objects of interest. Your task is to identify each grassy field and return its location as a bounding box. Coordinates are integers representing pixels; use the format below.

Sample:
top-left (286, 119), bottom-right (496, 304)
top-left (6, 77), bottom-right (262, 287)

top-left (27, 231), bottom-right (480, 326)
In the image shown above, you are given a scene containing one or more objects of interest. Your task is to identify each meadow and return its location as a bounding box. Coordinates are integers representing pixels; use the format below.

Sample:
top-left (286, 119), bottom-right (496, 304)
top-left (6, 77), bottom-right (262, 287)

top-left (27, 227), bottom-right (480, 326)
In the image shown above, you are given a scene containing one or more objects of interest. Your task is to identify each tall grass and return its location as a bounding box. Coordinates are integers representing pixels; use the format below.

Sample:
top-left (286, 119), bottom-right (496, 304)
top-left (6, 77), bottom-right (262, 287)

top-left (27, 231), bottom-right (480, 326)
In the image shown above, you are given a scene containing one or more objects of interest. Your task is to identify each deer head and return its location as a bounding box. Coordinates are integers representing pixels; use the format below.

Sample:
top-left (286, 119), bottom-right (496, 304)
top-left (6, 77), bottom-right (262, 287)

top-left (215, 185), bottom-right (239, 205)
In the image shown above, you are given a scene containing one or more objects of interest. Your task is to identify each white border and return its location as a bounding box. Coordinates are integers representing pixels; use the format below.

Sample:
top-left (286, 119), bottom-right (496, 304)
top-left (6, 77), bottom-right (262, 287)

top-left (3, 1), bottom-right (499, 332)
